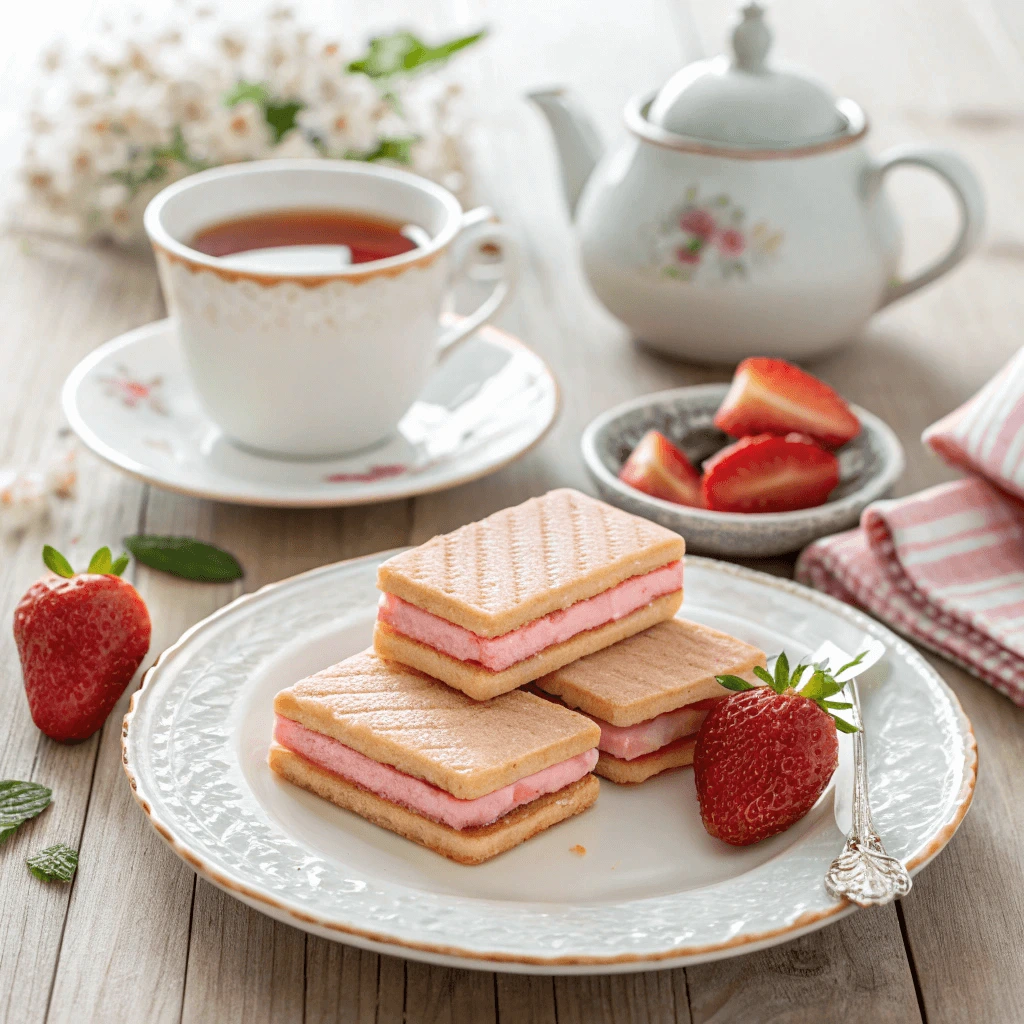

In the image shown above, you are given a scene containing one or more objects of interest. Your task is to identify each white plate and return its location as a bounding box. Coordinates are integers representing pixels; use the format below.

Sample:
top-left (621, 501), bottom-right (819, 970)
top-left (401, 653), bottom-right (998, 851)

top-left (63, 319), bottom-right (558, 507)
top-left (122, 554), bottom-right (976, 974)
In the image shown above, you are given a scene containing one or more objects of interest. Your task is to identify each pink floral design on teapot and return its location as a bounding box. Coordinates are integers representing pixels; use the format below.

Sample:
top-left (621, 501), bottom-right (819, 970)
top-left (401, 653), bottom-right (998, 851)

top-left (653, 186), bottom-right (784, 282)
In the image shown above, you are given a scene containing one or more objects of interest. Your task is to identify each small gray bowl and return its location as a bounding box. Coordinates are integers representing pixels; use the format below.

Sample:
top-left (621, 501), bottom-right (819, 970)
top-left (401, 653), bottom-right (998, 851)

top-left (582, 383), bottom-right (905, 558)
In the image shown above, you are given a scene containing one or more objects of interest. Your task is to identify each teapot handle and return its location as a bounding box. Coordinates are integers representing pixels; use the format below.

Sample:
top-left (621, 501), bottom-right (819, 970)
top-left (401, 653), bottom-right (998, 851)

top-left (869, 145), bottom-right (985, 309)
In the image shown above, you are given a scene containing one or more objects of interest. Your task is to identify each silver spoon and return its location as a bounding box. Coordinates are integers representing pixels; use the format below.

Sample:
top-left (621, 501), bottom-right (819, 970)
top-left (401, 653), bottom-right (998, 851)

top-left (810, 637), bottom-right (913, 907)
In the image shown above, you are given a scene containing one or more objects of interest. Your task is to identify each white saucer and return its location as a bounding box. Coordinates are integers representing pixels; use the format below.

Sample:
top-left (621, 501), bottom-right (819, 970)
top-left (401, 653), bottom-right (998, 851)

top-left (62, 319), bottom-right (559, 507)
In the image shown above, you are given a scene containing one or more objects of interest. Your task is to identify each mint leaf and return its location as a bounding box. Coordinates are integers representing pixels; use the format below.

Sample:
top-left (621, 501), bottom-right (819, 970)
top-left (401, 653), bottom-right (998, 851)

top-left (87, 547), bottom-right (112, 574)
top-left (110, 553), bottom-right (130, 577)
top-left (26, 843), bottom-right (78, 882)
top-left (42, 546), bottom-right (75, 578)
top-left (0, 780), bottom-right (52, 843)
top-left (348, 29), bottom-right (485, 79)
top-left (124, 535), bottom-right (243, 582)
top-left (716, 674), bottom-right (754, 692)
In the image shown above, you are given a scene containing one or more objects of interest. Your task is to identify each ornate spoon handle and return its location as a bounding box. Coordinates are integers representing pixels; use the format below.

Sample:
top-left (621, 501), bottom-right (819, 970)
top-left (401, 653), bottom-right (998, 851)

top-left (824, 676), bottom-right (912, 906)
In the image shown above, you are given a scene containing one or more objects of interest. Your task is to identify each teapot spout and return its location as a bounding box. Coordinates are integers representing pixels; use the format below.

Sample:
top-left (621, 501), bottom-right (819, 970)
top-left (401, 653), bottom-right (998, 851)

top-left (528, 88), bottom-right (604, 217)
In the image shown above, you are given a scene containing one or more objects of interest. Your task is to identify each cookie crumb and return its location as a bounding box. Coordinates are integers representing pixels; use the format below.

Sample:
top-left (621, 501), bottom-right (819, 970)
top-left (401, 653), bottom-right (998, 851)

top-left (569, 844), bottom-right (586, 856)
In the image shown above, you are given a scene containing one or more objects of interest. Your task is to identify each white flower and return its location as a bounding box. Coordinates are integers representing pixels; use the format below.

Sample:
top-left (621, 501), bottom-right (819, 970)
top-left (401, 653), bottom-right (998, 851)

top-left (266, 128), bottom-right (319, 160)
top-left (297, 78), bottom-right (382, 155)
top-left (192, 98), bottom-right (274, 163)
top-left (16, 6), bottom-right (478, 245)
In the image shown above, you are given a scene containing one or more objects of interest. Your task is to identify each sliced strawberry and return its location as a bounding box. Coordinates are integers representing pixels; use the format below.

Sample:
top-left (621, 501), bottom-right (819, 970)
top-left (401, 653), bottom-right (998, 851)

top-left (714, 357), bottom-right (861, 448)
top-left (701, 433), bottom-right (839, 513)
top-left (618, 430), bottom-right (703, 507)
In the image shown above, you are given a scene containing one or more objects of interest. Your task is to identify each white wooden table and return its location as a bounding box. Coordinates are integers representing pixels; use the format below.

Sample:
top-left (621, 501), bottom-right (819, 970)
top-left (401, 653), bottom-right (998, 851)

top-left (2, 0), bottom-right (1024, 1021)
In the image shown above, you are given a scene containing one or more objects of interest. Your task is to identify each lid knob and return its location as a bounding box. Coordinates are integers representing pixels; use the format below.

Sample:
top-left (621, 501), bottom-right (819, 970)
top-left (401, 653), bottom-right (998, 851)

top-left (732, 3), bottom-right (772, 73)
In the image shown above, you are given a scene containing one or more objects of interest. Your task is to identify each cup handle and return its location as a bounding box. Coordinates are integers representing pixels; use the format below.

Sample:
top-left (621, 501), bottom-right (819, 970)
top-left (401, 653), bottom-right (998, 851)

top-left (436, 207), bottom-right (521, 359)
top-left (868, 145), bottom-right (985, 309)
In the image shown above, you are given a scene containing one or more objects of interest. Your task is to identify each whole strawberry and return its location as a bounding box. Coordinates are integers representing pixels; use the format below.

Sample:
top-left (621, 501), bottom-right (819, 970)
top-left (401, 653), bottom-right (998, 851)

top-left (693, 653), bottom-right (858, 846)
top-left (14, 546), bottom-right (151, 743)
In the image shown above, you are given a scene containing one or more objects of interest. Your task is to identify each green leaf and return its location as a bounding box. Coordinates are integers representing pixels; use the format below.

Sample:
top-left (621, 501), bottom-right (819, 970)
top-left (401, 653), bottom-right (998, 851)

top-left (26, 843), bottom-right (78, 883)
top-left (836, 650), bottom-right (868, 676)
top-left (223, 80), bottom-right (304, 145)
top-left (773, 651), bottom-right (790, 692)
top-left (789, 663), bottom-right (808, 688)
top-left (42, 546), bottom-right (75, 578)
top-left (87, 547), bottom-right (112, 574)
top-left (348, 28), bottom-right (486, 79)
top-left (264, 99), bottom-right (305, 143)
top-left (800, 669), bottom-right (845, 701)
top-left (109, 554), bottom-right (130, 577)
top-left (716, 674), bottom-right (754, 692)
top-left (821, 700), bottom-right (853, 710)
top-left (353, 135), bottom-right (417, 164)
top-left (223, 79), bottom-right (270, 107)
top-left (123, 535), bottom-right (243, 582)
top-left (109, 161), bottom-right (168, 196)
top-left (831, 715), bottom-right (860, 734)
top-left (752, 665), bottom-right (775, 688)
top-left (0, 780), bottom-right (52, 843)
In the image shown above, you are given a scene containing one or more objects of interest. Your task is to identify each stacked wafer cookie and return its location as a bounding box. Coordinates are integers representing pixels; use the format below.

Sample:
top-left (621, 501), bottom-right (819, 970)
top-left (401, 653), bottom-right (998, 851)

top-left (270, 489), bottom-right (765, 863)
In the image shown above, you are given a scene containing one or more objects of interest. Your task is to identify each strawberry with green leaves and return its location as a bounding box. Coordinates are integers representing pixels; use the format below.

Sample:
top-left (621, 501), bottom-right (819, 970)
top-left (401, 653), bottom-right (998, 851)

top-left (14, 545), bottom-right (151, 743)
top-left (693, 651), bottom-right (862, 847)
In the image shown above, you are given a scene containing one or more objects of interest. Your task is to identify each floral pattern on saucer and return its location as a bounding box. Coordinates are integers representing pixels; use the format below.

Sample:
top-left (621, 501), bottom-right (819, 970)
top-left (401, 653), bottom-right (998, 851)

top-left (63, 319), bottom-right (558, 507)
top-left (651, 186), bottom-right (784, 282)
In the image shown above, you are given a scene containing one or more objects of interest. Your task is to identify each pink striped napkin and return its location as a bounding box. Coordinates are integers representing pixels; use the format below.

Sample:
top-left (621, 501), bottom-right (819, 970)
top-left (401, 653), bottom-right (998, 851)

top-left (923, 345), bottom-right (1024, 500)
top-left (796, 477), bottom-right (1024, 706)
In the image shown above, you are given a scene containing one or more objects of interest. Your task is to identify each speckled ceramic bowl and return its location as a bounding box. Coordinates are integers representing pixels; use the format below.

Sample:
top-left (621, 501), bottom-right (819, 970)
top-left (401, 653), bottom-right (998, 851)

top-left (582, 383), bottom-right (904, 557)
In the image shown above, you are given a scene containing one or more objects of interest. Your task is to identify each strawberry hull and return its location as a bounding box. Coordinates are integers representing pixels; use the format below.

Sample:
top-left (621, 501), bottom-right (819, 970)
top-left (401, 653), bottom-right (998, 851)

top-left (14, 573), bottom-right (152, 742)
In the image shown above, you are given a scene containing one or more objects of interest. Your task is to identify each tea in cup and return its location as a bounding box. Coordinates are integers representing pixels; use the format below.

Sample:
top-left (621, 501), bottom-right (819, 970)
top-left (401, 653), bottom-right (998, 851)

top-left (144, 160), bottom-right (520, 458)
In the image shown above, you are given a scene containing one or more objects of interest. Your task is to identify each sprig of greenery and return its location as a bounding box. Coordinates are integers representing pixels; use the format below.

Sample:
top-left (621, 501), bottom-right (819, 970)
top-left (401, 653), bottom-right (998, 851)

top-left (716, 650), bottom-right (866, 733)
top-left (348, 29), bottom-right (486, 79)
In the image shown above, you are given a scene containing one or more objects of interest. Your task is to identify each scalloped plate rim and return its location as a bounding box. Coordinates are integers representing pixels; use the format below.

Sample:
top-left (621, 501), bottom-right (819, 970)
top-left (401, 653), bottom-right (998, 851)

top-left (121, 552), bottom-right (976, 974)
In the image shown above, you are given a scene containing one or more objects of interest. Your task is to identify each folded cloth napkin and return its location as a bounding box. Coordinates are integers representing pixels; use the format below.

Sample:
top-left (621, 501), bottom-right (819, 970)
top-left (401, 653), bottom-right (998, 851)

top-left (796, 476), bottom-right (1024, 706)
top-left (923, 344), bottom-right (1024, 500)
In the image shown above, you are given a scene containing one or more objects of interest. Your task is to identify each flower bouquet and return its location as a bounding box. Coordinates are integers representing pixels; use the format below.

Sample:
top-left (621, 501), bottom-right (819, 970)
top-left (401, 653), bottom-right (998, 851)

top-left (18, 4), bottom-right (485, 246)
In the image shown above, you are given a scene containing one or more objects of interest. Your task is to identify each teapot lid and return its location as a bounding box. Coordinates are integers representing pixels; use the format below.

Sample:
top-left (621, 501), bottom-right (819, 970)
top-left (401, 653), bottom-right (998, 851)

top-left (647, 4), bottom-right (845, 148)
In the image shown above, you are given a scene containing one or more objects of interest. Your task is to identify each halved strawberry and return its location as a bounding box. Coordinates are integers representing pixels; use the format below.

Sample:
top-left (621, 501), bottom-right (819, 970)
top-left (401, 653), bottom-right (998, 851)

top-left (714, 357), bottom-right (860, 448)
top-left (618, 430), bottom-right (702, 507)
top-left (701, 433), bottom-right (839, 513)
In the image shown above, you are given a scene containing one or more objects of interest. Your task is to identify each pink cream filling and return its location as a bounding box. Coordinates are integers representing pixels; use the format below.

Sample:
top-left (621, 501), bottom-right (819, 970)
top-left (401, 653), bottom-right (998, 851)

top-left (273, 715), bottom-right (598, 831)
top-left (585, 698), bottom-right (722, 760)
top-left (377, 561), bottom-right (683, 672)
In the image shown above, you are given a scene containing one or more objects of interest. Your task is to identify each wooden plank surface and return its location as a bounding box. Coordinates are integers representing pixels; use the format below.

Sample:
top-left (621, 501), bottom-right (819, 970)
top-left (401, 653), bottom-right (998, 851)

top-left (0, 0), bottom-right (1022, 1020)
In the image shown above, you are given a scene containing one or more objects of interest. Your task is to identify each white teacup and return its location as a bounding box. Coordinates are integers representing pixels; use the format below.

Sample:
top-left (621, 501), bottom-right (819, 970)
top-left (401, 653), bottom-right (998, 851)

top-left (144, 160), bottom-right (520, 459)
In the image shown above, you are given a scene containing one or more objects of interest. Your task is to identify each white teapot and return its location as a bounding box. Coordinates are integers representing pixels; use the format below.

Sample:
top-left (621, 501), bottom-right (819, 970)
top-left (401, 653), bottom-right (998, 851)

top-left (530, 3), bottom-right (984, 364)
